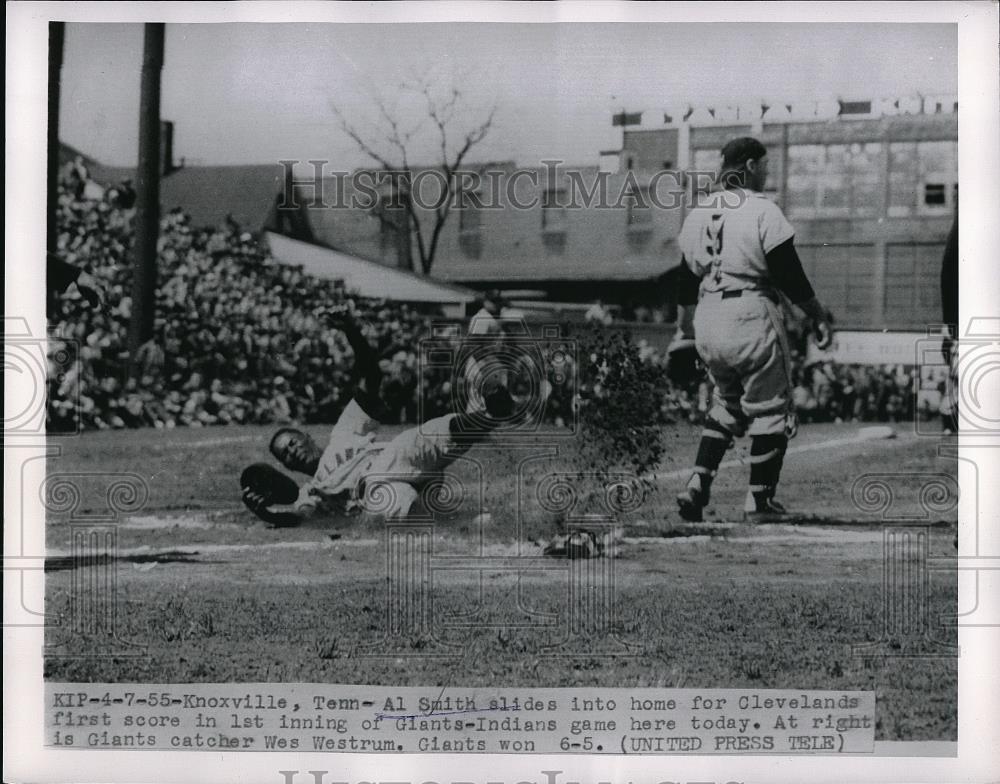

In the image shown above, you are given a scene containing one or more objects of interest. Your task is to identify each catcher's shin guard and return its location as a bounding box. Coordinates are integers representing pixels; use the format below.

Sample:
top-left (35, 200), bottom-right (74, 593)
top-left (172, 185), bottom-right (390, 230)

top-left (676, 419), bottom-right (733, 522)
top-left (676, 471), bottom-right (712, 522)
top-left (744, 433), bottom-right (791, 522)
top-left (749, 433), bottom-right (787, 488)
top-left (695, 419), bottom-right (734, 468)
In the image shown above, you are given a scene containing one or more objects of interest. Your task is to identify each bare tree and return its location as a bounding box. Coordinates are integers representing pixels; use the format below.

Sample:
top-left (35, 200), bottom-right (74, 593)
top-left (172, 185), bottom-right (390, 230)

top-left (333, 75), bottom-right (495, 275)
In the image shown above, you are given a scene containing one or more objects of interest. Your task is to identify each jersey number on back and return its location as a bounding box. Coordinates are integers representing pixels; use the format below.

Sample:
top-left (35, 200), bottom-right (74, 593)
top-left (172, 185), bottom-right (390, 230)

top-left (704, 214), bottom-right (725, 282)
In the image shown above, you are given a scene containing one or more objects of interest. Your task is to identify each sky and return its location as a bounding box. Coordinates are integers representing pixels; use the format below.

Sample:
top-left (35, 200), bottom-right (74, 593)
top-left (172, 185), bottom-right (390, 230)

top-left (59, 21), bottom-right (958, 169)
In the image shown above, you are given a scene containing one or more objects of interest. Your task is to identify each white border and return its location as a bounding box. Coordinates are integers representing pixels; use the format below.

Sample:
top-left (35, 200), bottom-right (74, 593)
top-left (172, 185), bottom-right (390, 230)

top-left (6, 2), bottom-right (999, 783)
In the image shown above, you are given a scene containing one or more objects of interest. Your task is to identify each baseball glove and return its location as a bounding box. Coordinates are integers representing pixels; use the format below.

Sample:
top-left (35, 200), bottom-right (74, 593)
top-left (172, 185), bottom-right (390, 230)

top-left (666, 337), bottom-right (702, 387)
top-left (240, 463), bottom-right (302, 527)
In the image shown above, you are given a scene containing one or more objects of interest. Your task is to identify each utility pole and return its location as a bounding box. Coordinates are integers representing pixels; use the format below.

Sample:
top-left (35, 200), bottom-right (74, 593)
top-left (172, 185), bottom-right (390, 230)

top-left (46, 22), bottom-right (64, 263)
top-left (128, 23), bottom-right (165, 376)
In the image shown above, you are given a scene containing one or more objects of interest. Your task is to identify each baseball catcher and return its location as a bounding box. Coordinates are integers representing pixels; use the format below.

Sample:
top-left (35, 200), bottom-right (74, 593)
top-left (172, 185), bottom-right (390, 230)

top-left (939, 206), bottom-right (959, 435)
top-left (240, 306), bottom-right (516, 527)
top-left (673, 137), bottom-right (834, 523)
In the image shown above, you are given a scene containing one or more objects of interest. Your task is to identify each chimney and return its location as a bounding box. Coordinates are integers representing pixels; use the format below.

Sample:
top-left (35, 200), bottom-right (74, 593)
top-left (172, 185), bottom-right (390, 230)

top-left (159, 120), bottom-right (175, 176)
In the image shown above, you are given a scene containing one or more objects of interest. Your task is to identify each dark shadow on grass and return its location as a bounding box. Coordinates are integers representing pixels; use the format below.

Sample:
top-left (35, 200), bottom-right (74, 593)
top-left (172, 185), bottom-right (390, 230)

top-left (45, 551), bottom-right (226, 572)
top-left (626, 517), bottom-right (955, 538)
top-left (754, 516), bottom-right (956, 529)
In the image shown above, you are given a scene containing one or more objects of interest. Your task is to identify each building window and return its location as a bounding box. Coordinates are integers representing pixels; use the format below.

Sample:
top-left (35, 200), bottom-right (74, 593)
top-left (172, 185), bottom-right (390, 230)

top-left (458, 231), bottom-right (482, 259)
top-left (690, 148), bottom-right (720, 193)
top-left (626, 186), bottom-right (653, 228)
top-left (787, 143), bottom-right (882, 218)
top-left (378, 219), bottom-right (393, 255)
top-left (840, 100), bottom-right (873, 116)
top-left (888, 140), bottom-right (957, 216)
top-left (820, 144), bottom-right (850, 212)
top-left (458, 191), bottom-right (482, 233)
top-left (846, 142), bottom-right (881, 214)
top-left (797, 243), bottom-right (877, 328)
top-left (376, 207), bottom-right (404, 257)
top-left (888, 142), bottom-right (918, 215)
top-left (762, 147), bottom-right (783, 201)
top-left (917, 141), bottom-right (957, 214)
top-left (884, 243), bottom-right (944, 327)
top-left (923, 183), bottom-right (947, 206)
top-left (541, 189), bottom-right (567, 232)
top-left (786, 145), bottom-right (824, 216)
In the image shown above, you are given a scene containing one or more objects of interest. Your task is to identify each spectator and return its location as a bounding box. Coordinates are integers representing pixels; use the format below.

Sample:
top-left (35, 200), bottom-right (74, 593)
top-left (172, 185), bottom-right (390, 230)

top-left (468, 290), bottom-right (504, 336)
top-left (584, 299), bottom-right (614, 327)
top-left (45, 168), bottom-right (936, 433)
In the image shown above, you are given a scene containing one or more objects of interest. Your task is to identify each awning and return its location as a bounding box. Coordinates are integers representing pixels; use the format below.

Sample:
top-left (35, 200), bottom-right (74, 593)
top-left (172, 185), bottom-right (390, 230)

top-left (265, 232), bottom-right (477, 315)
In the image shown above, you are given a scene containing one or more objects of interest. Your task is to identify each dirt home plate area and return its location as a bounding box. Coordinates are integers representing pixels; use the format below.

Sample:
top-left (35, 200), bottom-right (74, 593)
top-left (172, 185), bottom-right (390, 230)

top-left (44, 422), bottom-right (957, 741)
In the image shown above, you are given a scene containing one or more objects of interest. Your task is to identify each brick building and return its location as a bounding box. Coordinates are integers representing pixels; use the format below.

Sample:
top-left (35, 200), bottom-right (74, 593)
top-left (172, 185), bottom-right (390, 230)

top-left (612, 95), bottom-right (958, 330)
top-left (301, 94), bottom-right (956, 331)
top-left (303, 162), bottom-right (685, 317)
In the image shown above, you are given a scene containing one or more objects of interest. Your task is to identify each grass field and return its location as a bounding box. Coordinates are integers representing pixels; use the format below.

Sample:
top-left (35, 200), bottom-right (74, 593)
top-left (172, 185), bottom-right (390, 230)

top-left (43, 421), bottom-right (959, 741)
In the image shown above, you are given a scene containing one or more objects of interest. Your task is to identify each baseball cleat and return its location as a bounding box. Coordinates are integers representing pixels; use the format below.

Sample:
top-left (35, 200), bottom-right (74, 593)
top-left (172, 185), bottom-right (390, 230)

top-left (676, 489), bottom-right (705, 522)
top-left (743, 491), bottom-right (794, 523)
top-left (676, 473), bottom-right (710, 523)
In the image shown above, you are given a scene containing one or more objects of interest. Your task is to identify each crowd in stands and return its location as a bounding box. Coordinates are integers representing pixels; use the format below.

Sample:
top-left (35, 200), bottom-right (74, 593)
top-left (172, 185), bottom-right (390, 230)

top-left (788, 357), bottom-right (922, 424)
top-left (599, 340), bottom-right (933, 426)
top-left (48, 163), bottom-right (943, 433)
top-left (48, 162), bottom-right (441, 431)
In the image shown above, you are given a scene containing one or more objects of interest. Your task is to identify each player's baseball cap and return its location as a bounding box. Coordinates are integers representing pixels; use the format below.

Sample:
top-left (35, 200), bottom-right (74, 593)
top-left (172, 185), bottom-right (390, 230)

top-left (721, 137), bottom-right (768, 170)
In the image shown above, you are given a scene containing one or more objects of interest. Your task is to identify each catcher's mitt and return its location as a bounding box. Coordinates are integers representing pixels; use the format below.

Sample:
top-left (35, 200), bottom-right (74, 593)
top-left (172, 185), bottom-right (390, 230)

top-left (240, 463), bottom-right (302, 527)
top-left (666, 337), bottom-right (702, 387)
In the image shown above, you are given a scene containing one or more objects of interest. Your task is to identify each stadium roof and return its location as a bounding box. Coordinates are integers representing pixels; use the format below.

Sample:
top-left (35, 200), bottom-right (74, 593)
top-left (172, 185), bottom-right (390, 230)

top-left (265, 231), bottom-right (476, 313)
top-left (59, 141), bottom-right (107, 172)
top-left (67, 144), bottom-right (680, 287)
top-left (158, 165), bottom-right (289, 231)
top-left (430, 238), bottom-right (678, 285)
top-left (68, 144), bottom-right (291, 234)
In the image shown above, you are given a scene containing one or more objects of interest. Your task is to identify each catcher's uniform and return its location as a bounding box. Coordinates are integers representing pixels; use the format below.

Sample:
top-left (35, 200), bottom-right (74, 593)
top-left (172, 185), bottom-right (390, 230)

top-left (938, 213), bottom-right (959, 431)
top-left (294, 399), bottom-right (463, 520)
top-left (677, 189), bottom-right (796, 437)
